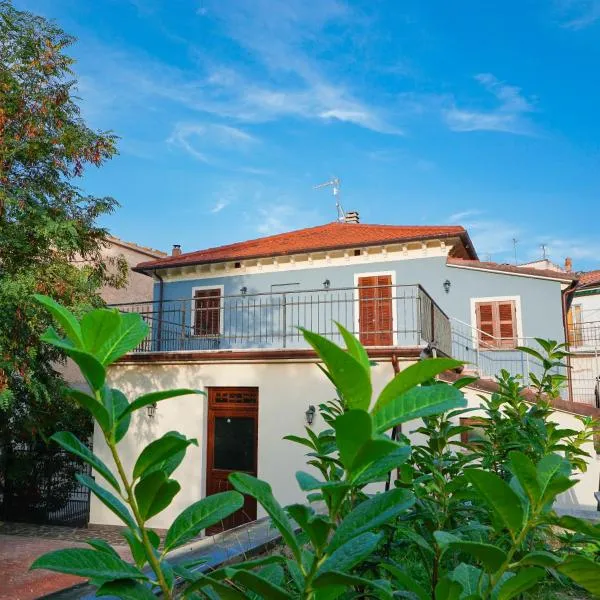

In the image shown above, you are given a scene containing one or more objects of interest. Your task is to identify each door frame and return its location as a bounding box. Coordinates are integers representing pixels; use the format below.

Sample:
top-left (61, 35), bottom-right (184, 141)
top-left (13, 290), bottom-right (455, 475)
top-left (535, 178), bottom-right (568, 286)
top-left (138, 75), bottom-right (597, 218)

top-left (205, 387), bottom-right (259, 532)
top-left (353, 271), bottom-right (398, 346)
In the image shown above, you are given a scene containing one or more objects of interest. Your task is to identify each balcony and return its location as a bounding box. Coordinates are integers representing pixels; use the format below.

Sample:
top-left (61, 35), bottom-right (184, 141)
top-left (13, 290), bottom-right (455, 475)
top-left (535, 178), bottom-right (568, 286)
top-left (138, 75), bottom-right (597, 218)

top-left (111, 284), bottom-right (452, 357)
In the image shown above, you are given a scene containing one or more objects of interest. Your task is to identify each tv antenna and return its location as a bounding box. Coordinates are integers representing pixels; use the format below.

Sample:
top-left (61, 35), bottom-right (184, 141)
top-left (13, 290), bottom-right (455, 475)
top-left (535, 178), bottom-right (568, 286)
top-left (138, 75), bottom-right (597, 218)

top-left (540, 244), bottom-right (548, 260)
top-left (512, 238), bottom-right (519, 265)
top-left (314, 177), bottom-right (345, 222)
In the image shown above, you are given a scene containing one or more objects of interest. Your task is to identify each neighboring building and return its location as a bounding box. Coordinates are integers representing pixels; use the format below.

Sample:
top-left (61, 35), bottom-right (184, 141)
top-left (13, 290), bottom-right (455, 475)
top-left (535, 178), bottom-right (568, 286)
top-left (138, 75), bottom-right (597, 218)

top-left (90, 219), bottom-right (598, 529)
top-left (567, 270), bottom-right (600, 406)
top-left (63, 236), bottom-right (166, 386)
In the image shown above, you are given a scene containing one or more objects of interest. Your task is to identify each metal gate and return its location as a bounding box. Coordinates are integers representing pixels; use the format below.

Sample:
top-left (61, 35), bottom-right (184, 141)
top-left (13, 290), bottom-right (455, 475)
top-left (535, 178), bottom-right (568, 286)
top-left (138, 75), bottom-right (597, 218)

top-left (0, 443), bottom-right (92, 527)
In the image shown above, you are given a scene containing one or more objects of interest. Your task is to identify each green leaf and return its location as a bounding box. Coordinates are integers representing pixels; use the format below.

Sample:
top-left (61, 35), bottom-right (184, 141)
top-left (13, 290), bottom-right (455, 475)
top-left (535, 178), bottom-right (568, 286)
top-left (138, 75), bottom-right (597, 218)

top-left (557, 556), bottom-right (600, 595)
top-left (97, 312), bottom-right (149, 365)
top-left (177, 567), bottom-right (249, 599)
top-left (134, 471), bottom-right (180, 521)
top-left (508, 451), bottom-right (540, 506)
top-left (34, 294), bottom-right (83, 347)
top-left (119, 388), bottom-right (201, 420)
top-left (316, 532), bottom-right (382, 576)
top-left (373, 384), bottom-right (466, 434)
top-left (30, 548), bottom-right (145, 580)
top-left (335, 322), bottom-right (370, 372)
top-left (85, 538), bottom-right (121, 559)
top-left (51, 432), bottom-right (120, 491)
top-left (333, 410), bottom-right (372, 470)
top-left (96, 579), bottom-right (156, 599)
top-left (164, 491), bottom-right (245, 551)
top-left (228, 570), bottom-right (289, 600)
top-left (379, 563), bottom-right (429, 600)
top-left (301, 328), bottom-right (372, 410)
top-left (64, 388), bottom-right (110, 433)
top-left (514, 551), bottom-right (560, 568)
top-left (350, 438), bottom-right (399, 477)
top-left (122, 529), bottom-right (147, 568)
top-left (329, 488), bottom-right (414, 552)
top-left (537, 453), bottom-right (570, 499)
top-left (556, 515), bottom-right (600, 539)
top-left (77, 474), bottom-right (137, 530)
top-left (312, 571), bottom-right (393, 599)
top-left (435, 577), bottom-right (462, 600)
top-left (434, 532), bottom-right (507, 572)
top-left (133, 432), bottom-right (196, 480)
top-left (229, 473), bottom-right (302, 562)
top-left (101, 387), bottom-right (131, 443)
top-left (64, 347), bottom-right (106, 391)
top-left (287, 504), bottom-right (330, 552)
top-left (283, 434), bottom-right (316, 450)
top-left (373, 358), bottom-right (463, 413)
top-left (81, 309), bottom-right (121, 356)
top-left (448, 563), bottom-right (486, 598)
top-left (496, 568), bottom-right (545, 600)
top-left (352, 445), bottom-right (411, 486)
top-left (464, 468), bottom-right (524, 539)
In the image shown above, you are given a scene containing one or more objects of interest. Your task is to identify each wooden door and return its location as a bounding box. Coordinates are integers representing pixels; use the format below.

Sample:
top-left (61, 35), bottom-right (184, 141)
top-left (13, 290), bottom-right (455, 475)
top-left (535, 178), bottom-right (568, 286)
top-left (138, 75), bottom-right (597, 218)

top-left (206, 387), bottom-right (258, 535)
top-left (358, 275), bottom-right (393, 346)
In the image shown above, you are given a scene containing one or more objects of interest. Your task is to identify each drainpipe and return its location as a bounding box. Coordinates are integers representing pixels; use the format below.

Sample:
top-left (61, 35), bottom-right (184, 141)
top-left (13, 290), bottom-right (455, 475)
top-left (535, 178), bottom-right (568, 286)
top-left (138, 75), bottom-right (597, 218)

top-left (154, 271), bottom-right (164, 352)
top-left (385, 354), bottom-right (401, 492)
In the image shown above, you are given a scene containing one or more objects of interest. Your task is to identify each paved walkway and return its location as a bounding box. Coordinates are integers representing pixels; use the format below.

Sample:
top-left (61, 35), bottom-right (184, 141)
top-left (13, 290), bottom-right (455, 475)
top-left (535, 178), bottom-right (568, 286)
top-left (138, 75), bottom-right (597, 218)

top-left (0, 524), bottom-right (131, 600)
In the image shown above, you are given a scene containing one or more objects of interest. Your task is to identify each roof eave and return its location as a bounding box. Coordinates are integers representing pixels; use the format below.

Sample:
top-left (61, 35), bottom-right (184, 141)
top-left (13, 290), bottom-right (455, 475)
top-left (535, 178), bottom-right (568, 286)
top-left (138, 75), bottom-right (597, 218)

top-left (134, 231), bottom-right (473, 274)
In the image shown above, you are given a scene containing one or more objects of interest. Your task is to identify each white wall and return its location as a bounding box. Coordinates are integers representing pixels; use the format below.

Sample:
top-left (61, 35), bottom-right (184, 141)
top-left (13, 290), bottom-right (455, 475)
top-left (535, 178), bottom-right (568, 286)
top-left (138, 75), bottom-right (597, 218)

top-left (91, 359), bottom-right (404, 529)
top-left (90, 361), bottom-right (600, 529)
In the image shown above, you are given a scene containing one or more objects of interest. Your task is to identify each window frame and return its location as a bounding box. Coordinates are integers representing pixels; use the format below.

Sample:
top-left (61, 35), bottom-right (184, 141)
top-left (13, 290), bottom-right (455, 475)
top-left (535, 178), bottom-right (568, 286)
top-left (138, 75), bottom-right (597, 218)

top-left (191, 285), bottom-right (225, 338)
top-left (353, 270), bottom-right (398, 346)
top-left (470, 295), bottom-right (523, 350)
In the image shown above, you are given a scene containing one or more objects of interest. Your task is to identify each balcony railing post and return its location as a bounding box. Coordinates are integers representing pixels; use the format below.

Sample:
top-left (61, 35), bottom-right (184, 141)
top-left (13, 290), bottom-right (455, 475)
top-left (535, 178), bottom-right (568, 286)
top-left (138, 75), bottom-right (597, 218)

top-left (282, 294), bottom-right (287, 348)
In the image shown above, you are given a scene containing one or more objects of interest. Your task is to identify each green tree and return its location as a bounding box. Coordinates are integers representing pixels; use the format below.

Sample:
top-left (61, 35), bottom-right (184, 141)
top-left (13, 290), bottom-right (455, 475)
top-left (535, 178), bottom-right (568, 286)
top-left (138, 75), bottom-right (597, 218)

top-left (0, 1), bottom-right (125, 445)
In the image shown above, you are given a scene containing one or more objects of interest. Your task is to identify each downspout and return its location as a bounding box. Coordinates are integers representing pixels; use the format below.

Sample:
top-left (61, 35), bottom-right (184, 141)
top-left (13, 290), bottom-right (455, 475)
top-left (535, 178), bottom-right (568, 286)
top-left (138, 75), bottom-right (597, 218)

top-left (385, 354), bottom-right (401, 492)
top-left (153, 270), bottom-right (164, 352)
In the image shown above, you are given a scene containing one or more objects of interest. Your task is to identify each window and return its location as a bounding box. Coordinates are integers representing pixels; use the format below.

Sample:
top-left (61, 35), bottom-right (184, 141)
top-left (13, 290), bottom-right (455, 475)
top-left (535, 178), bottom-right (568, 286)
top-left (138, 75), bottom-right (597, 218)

top-left (193, 287), bottom-right (222, 337)
top-left (474, 299), bottom-right (518, 349)
top-left (460, 417), bottom-right (487, 447)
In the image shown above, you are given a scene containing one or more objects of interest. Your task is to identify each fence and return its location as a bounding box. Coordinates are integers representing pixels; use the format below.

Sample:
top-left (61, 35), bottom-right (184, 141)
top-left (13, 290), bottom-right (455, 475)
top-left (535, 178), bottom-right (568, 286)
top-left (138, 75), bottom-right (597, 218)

top-left (0, 444), bottom-right (91, 527)
top-left (113, 284), bottom-right (453, 356)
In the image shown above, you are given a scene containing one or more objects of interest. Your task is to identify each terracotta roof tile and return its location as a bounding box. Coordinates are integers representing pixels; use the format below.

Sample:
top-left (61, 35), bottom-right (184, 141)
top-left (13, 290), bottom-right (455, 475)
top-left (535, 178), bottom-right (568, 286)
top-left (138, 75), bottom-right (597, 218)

top-left (447, 257), bottom-right (577, 282)
top-left (578, 270), bottom-right (600, 289)
top-left (136, 222), bottom-right (473, 271)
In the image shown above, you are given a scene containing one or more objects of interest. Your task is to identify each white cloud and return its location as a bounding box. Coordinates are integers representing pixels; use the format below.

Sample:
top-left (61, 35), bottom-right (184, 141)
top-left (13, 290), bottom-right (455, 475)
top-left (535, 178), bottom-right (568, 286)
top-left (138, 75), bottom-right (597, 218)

top-left (557, 0), bottom-right (600, 29)
top-left (448, 209), bottom-right (483, 223)
top-left (167, 122), bottom-right (258, 164)
top-left (443, 74), bottom-right (536, 135)
top-left (210, 199), bottom-right (229, 214)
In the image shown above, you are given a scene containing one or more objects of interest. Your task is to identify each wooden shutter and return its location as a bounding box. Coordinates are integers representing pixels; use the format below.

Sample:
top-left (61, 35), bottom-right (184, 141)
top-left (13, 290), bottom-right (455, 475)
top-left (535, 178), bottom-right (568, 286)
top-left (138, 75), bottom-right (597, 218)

top-left (476, 302), bottom-right (496, 348)
top-left (194, 288), bottom-right (221, 336)
top-left (475, 300), bottom-right (517, 349)
top-left (568, 304), bottom-right (583, 346)
top-left (358, 275), bottom-right (393, 346)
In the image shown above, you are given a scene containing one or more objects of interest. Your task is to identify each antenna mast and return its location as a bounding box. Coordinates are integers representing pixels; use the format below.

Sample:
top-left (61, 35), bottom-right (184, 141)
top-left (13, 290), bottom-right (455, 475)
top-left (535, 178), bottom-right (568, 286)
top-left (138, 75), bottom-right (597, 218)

top-left (314, 177), bottom-right (345, 222)
top-left (512, 238), bottom-right (519, 265)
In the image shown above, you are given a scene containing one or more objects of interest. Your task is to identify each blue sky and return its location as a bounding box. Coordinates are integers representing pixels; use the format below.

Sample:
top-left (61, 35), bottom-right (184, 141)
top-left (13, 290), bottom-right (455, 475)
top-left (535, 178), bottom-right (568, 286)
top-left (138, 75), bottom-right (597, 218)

top-left (16, 0), bottom-right (600, 269)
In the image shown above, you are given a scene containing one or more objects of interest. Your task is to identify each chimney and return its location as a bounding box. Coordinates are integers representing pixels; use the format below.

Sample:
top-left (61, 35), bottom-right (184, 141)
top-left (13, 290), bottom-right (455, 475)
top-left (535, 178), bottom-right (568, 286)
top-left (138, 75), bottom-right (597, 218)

top-left (564, 257), bottom-right (572, 272)
top-left (172, 244), bottom-right (182, 257)
top-left (344, 210), bottom-right (360, 224)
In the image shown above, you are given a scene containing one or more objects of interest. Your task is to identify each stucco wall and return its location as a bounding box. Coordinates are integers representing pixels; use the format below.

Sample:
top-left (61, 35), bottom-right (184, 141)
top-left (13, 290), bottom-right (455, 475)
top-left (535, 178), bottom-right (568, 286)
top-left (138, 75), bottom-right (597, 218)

top-left (90, 359), bottom-right (599, 530)
top-left (156, 256), bottom-right (566, 342)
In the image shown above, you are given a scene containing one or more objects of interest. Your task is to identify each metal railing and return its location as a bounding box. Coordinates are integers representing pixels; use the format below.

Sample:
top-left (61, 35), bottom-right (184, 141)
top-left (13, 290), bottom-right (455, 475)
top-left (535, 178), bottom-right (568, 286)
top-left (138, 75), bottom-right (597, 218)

top-left (111, 284), bottom-right (452, 355)
top-left (450, 318), bottom-right (557, 390)
top-left (567, 321), bottom-right (600, 350)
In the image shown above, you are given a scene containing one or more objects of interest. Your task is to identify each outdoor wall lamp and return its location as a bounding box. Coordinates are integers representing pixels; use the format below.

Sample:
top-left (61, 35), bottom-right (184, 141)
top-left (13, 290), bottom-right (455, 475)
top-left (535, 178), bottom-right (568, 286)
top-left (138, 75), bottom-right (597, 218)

top-left (305, 405), bottom-right (316, 425)
top-left (147, 402), bottom-right (157, 419)
top-left (240, 286), bottom-right (248, 295)
top-left (443, 279), bottom-right (451, 294)
top-left (323, 279), bottom-right (331, 289)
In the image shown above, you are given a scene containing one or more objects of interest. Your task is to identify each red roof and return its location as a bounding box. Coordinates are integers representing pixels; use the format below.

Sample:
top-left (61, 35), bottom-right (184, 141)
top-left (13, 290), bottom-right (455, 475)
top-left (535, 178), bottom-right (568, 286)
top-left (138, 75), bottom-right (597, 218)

top-left (136, 222), bottom-right (474, 271)
top-left (578, 270), bottom-right (600, 289)
top-left (447, 257), bottom-right (577, 282)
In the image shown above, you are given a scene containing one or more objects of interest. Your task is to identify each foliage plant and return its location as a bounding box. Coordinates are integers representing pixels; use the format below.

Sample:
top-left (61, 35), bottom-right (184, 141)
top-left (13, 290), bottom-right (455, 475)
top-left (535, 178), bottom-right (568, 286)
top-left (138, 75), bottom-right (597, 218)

top-left (0, 1), bottom-right (127, 450)
top-left (31, 298), bottom-right (600, 599)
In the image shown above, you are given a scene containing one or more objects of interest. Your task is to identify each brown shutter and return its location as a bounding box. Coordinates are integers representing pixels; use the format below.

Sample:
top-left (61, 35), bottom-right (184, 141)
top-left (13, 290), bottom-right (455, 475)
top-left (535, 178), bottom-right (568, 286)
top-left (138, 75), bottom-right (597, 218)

top-left (476, 302), bottom-right (496, 348)
top-left (497, 301), bottom-right (516, 348)
top-left (358, 275), bottom-right (393, 346)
